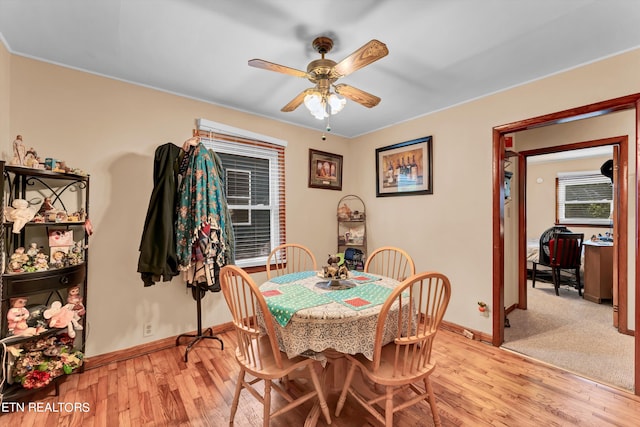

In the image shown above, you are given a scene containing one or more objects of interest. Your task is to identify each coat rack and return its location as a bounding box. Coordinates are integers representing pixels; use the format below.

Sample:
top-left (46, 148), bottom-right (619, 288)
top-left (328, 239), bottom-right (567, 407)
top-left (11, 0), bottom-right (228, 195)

top-left (176, 267), bottom-right (224, 362)
top-left (174, 136), bottom-right (225, 362)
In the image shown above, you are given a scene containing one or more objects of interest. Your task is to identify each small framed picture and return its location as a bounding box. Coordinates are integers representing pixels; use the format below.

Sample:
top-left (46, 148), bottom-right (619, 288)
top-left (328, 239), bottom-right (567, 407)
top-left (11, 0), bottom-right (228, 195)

top-left (49, 229), bottom-right (74, 247)
top-left (309, 149), bottom-right (343, 191)
top-left (375, 136), bottom-right (433, 197)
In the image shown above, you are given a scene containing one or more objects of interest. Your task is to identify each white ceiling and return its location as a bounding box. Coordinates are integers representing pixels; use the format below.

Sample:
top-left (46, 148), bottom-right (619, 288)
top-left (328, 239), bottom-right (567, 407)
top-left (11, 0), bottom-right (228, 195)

top-left (2, 0), bottom-right (640, 138)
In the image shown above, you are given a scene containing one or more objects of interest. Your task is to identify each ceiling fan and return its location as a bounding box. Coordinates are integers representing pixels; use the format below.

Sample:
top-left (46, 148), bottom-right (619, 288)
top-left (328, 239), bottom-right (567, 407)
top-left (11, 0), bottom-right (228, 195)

top-left (248, 36), bottom-right (389, 120)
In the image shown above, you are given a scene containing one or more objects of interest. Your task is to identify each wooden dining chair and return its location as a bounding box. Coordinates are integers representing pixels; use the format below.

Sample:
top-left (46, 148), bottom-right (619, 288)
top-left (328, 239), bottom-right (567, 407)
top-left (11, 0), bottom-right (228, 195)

top-left (335, 271), bottom-right (451, 427)
top-left (266, 243), bottom-right (317, 279)
top-left (364, 246), bottom-right (416, 281)
top-left (219, 265), bottom-right (331, 426)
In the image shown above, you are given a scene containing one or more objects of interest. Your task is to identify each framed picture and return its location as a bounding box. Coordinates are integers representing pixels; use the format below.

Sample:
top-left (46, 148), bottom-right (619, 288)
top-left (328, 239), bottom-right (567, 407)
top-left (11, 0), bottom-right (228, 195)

top-left (309, 149), bottom-right (343, 191)
top-left (375, 136), bottom-right (433, 197)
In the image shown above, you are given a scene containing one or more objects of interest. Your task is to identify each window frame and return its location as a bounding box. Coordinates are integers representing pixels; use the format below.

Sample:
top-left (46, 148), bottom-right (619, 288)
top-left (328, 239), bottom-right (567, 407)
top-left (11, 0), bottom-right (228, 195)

top-left (195, 119), bottom-right (287, 271)
top-left (556, 170), bottom-right (613, 226)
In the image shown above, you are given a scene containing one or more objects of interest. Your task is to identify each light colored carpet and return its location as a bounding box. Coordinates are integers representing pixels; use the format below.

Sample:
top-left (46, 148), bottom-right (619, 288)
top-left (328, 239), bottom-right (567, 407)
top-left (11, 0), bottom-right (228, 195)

top-left (502, 281), bottom-right (634, 391)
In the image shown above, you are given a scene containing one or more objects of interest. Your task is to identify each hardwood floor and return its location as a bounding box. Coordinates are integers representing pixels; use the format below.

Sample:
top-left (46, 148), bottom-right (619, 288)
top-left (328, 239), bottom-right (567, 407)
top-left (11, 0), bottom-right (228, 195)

top-left (2, 328), bottom-right (640, 426)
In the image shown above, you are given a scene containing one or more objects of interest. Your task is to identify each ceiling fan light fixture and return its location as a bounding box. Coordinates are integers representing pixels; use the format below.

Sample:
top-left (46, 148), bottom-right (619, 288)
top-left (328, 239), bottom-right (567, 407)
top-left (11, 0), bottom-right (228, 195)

top-left (303, 91), bottom-right (346, 120)
top-left (328, 93), bottom-right (346, 115)
top-left (304, 92), bottom-right (327, 120)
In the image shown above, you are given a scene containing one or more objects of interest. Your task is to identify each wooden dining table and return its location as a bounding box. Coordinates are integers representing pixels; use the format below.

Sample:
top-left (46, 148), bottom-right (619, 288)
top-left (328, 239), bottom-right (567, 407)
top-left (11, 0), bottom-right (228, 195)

top-left (258, 270), bottom-right (409, 426)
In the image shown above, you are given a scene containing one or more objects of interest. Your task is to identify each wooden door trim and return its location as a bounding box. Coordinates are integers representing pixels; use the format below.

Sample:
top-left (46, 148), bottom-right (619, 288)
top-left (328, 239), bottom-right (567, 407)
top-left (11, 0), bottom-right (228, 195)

top-left (492, 92), bottom-right (640, 395)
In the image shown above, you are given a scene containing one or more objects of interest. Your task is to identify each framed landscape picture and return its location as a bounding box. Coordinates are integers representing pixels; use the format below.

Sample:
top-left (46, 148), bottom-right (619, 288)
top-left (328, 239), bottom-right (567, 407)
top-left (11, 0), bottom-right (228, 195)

top-left (375, 136), bottom-right (433, 197)
top-left (309, 149), bottom-right (343, 190)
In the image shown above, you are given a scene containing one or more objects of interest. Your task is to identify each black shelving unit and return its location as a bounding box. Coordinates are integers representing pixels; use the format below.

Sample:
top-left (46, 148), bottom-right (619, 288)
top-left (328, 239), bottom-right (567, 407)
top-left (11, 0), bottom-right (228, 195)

top-left (1, 162), bottom-right (89, 401)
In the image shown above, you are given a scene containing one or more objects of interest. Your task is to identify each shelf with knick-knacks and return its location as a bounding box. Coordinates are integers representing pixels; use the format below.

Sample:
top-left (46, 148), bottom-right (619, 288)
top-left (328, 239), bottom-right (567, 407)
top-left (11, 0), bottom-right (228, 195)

top-left (337, 194), bottom-right (367, 270)
top-left (1, 161), bottom-right (90, 400)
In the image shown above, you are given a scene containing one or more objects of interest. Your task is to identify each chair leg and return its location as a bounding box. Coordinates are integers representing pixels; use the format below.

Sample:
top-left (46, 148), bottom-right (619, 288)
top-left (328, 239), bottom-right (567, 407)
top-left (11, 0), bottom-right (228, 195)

top-left (385, 386), bottom-right (394, 427)
top-left (229, 369), bottom-right (245, 425)
top-left (532, 263), bottom-right (537, 287)
top-left (424, 377), bottom-right (442, 427)
top-left (576, 268), bottom-right (582, 297)
top-left (335, 363), bottom-right (358, 417)
top-left (263, 379), bottom-right (271, 427)
top-left (552, 268), bottom-right (560, 296)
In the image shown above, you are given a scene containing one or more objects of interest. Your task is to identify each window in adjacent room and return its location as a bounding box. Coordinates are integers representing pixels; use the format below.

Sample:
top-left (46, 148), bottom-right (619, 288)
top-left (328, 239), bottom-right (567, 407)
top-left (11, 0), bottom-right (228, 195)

top-left (197, 120), bottom-right (286, 269)
top-left (556, 171), bottom-right (613, 226)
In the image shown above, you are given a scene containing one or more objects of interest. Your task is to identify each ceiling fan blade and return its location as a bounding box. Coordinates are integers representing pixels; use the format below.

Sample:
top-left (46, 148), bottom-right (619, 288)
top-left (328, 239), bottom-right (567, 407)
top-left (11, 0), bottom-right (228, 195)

top-left (334, 84), bottom-right (381, 108)
top-left (248, 59), bottom-right (308, 78)
top-left (281, 89), bottom-right (314, 112)
top-left (332, 39), bottom-right (389, 77)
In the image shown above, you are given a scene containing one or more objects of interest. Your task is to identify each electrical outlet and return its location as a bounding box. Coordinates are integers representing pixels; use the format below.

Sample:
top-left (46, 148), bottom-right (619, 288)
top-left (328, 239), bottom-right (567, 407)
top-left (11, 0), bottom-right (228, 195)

top-left (143, 322), bottom-right (153, 337)
top-left (463, 329), bottom-right (474, 340)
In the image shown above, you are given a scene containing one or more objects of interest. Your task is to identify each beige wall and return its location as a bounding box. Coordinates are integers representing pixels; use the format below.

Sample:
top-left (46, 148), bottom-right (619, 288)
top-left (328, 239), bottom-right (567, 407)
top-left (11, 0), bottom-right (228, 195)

top-left (3, 43), bottom-right (640, 355)
top-left (0, 40), bottom-right (9, 149)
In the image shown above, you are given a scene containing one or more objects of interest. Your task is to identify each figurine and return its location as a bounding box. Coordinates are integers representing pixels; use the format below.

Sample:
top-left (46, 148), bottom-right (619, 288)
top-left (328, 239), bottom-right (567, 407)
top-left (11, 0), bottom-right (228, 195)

top-left (52, 161), bottom-right (66, 173)
top-left (10, 135), bottom-right (26, 166)
top-left (24, 147), bottom-right (42, 168)
top-left (50, 249), bottom-right (66, 269)
top-left (337, 203), bottom-right (352, 220)
top-left (6, 297), bottom-right (39, 336)
top-left (9, 246), bottom-right (29, 272)
top-left (5, 199), bottom-right (37, 233)
top-left (327, 254), bottom-right (341, 266)
top-left (34, 253), bottom-right (49, 271)
top-left (67, 240), bottom-right (84, 265)
top-left (26, 242), bottom-right (39, 258)
top-left (55, 211), bottom-right (68, 223)
top-left (38, 197), bottom-right (56, 217)
top-left (43, 301), bottom-right (83, 339)
top-left (67, 286), bottom-right (85, 317)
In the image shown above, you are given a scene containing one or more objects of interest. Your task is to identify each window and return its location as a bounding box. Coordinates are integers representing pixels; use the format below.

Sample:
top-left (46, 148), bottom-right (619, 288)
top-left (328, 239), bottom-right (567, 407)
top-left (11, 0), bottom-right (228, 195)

top-left (556, 171), bottom-right (613, 226)
top-left (197, 119), bottom-right (286, 269)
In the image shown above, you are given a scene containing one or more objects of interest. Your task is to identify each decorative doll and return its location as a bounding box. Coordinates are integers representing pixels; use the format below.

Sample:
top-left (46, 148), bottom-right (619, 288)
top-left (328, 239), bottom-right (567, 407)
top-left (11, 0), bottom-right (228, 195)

top-left (66, 286), bottom-right (85, 317)
top-left (50, 249), bottom-right (66, 269)
top-left (7, 297), bottom-right (32, 336)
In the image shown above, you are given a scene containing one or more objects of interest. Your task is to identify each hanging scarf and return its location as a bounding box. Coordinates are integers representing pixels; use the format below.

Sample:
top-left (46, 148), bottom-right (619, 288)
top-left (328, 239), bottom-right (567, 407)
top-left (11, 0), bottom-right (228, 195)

top-left (176, 143), bottom-right (227, 271)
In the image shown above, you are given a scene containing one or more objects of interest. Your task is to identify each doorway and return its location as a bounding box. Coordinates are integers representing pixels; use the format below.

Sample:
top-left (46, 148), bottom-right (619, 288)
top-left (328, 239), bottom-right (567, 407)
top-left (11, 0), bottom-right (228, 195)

top-left (491, 93), bottom-right (640, 395)
top-left (517, 137), bottom-right (627, 331)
